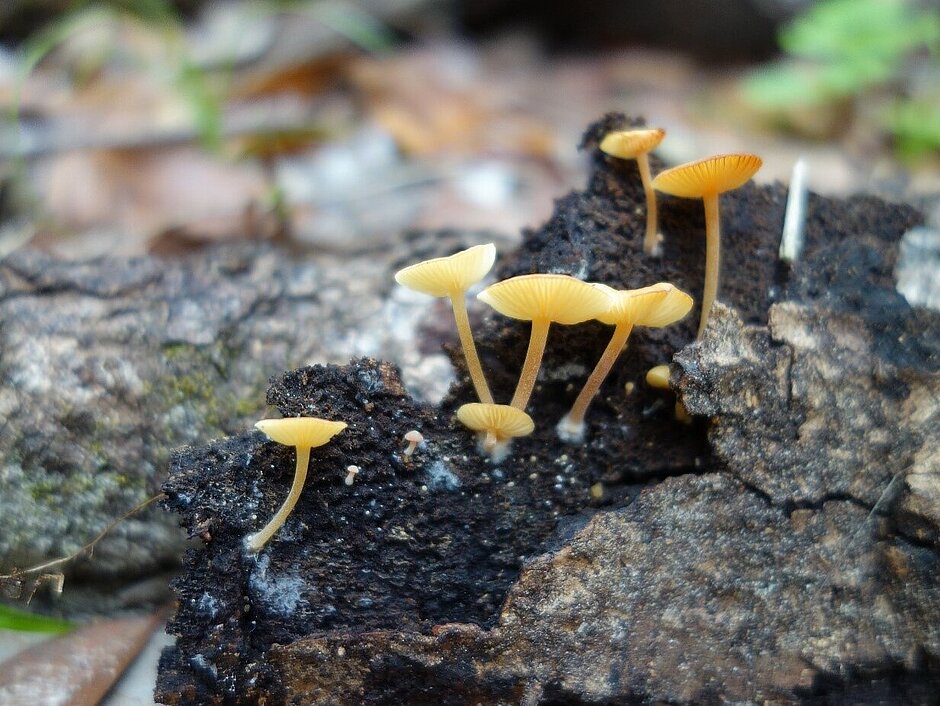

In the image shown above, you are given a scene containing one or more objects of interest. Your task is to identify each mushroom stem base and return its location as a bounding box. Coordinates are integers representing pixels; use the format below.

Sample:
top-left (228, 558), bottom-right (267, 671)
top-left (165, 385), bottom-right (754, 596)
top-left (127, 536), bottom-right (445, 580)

top-left (562, 323), bottom-right (633, 431)
top-left (556, 415), bottom-right (586, 444)
top-left (478, 432), bottom-right (511, 463)
top-left (247, 446), bottom-right (311, 552)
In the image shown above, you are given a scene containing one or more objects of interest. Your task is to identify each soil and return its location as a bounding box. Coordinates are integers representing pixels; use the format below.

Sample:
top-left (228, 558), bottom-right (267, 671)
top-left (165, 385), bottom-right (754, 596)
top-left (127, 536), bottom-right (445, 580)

top-left (157, 113), bottom-right (925, 704)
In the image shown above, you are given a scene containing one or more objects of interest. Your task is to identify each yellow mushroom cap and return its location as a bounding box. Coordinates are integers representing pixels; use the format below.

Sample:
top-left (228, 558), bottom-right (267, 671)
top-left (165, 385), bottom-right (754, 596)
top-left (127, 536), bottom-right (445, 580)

top-left (646, 364), bottom-right (672, 389)
top-left (394, 243), bottom-right (496, 297)
top-left (456, 403), bottom-right (535, 440)
top-left (255, 417), bottom-right (347, 448)
top-left (593, 282), bottom-right (693, 328)
top-left (599, 128), bottom-right (666, 160)
top-left (652, 154), bottom-right (763, 198)
top-left (477, 274), bottom-right (612, 325)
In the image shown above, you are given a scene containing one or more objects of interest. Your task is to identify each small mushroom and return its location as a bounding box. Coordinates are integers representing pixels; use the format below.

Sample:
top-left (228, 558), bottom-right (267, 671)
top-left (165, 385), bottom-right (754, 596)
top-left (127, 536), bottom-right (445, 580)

top-left (457, 402), bottom-right (534, 462)
top-left (403, 429), bottom-right (423, 458)
top-left (344, 465), bottom-right (360, 486)
top-left (599, 128), bottom-right (667, 256)
top-left (557, 283), bottom-right (693, 442)
top-left (248, 416), bottom-right (347, 552)
top-left (645, 364), bottom-right (672, 390)
top-left (652, 153), bottom-right (762, 338)
top-left (395, 243), bottom-right (497, 404)
top-left (646, 365), bottom-right (692, 423)
top-left (478, 274), bottom-right (612, 412)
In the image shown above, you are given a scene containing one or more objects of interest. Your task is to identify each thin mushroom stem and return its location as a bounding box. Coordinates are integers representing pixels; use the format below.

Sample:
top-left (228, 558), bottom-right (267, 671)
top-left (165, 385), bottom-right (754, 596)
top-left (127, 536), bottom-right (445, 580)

top-left (482, 430), bottom-right (497, 452)
top-left (248, 445), bottom-right (311, 551)
top-left (450, 291), bottom-right (493, 404)
top-left (699, 191), bottom-right (721, 339)
top-left (564, 323), bottom-right (634, 429)
top-left (510, 318), bottom-right (550, 411)
top-left (637, 154), bottom-right (660, 256)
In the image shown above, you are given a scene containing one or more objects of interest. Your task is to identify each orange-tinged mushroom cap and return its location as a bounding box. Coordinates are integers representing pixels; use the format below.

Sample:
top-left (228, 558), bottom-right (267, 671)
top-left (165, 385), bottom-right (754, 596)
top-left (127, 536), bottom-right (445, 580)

top-left (394, 243), bottom-right (496, 297)
top-left (593, 282), bottom-right (693, 328)
top-left (457, 403), bottom-right (534, 440)
top-left (599, 128), bottom-right (665, 160)
top-left (652, 154), bottom-right (763, 198)
top-left (478, 274), bottom-right (612, 325)
top-left (255, 417), bottom-right (347, 448)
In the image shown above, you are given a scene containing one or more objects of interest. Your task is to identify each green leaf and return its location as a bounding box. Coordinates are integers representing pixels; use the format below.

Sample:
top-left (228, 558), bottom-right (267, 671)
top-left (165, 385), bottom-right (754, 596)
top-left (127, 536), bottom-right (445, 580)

top-left (884, 98), bottom-right (940, 159)
top-left (0, 604), bottom-right (73, 634)
top-left (742, 63), bottom-right (831, 108)
top-left (781, 0), bottom-right (940, 64)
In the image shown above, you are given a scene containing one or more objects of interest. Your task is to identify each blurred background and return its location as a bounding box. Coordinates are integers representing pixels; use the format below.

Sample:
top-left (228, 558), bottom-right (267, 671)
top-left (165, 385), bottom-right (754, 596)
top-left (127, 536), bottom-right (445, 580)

top-left (0, 1), bottom-right (938, 703)
top-left (0, 0), bottom-right (938, 260)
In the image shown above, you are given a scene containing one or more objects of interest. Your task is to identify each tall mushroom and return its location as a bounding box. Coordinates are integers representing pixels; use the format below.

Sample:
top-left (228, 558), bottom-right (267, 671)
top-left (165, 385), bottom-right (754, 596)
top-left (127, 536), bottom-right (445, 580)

top-left (652, 153), bottom-right (762, 338)
top-left (557, 282), bottom-right (693, 442)
top-left (395, 243), bottom-right (497, 404)
top-left (477, 274), bottom-right (611, 412)
top-left (457, 402), bottom-right (534, 462)
top-left (248, 416), bottom-right (347, 551)
top-left (599, 128), bottom-right (667, 256)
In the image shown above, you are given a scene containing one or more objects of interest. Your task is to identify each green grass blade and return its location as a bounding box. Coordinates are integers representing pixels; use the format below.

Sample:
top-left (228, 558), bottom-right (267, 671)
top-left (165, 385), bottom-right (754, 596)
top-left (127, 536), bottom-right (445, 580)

top-left (0, 604), bottom-right (74, 634)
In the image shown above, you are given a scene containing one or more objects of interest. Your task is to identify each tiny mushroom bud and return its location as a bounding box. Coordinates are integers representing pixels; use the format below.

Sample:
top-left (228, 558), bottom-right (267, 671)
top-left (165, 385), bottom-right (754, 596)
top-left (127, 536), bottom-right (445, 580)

top-left (249, 416), bottom-right (347, 552)
top-left (557, 282), bottom-right (693, 443)
top-left (344, 465), bottom-right (360, 486)
top-left (652, 153), bottom-right (762, 339)
top-left (403, 430), bottom-right (423, 457)
top-left (646, 364), bottom-right (672, 390)
top-left (600, 128), bottom-right (667, 256)
top-left (646, 364), bottom-right (691, 423)
top-left (457, 402), bottom-right (534, 462)
top-left (395, 244), bottom-right (497, 404)
top-left (478, 274), bottom-right (611, 412)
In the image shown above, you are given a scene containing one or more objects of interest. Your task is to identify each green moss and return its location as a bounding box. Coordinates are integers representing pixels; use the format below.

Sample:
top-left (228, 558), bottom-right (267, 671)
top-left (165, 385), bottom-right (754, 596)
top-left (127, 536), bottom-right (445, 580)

top-left (151, 340), bottom-right (267, 438)
top-left (233, 396), bottom-right (260, 418)
top-left (29, 479), bottom-right (58, 501)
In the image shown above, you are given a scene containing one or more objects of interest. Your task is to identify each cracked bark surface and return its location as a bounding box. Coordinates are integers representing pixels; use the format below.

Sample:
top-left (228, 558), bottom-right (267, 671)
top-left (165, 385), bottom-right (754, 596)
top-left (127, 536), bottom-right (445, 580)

top-left (0, 232), bottom-right (479, 611)
top-left (157, 115), bottom-right (940, 704)
top-left (676, 302), bottom-right (940, 548)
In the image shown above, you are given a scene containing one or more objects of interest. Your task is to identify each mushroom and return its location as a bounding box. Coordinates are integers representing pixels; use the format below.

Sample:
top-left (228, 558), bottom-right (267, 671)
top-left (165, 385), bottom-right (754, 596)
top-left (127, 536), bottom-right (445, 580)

top-left (402, 429), bottom-right (423, 458)
top-left (344, 465), bottom-right (360, 486)
top-left (557, 282), bottom-right (693, 442)
top-left (248, 416), bottom-right (347, 551)
top-left (645, 364), bottom-right (672, 390)
top-left (652, 153), bottom-right (762, 338)
top-left (395, 243), bottom-right (497, 404)
top-left (457, 402), bottom-right (534, 462)
top-left (477, 274), bottom-right (612, 412)
top-left (599, 128), bottom-right (667, 256)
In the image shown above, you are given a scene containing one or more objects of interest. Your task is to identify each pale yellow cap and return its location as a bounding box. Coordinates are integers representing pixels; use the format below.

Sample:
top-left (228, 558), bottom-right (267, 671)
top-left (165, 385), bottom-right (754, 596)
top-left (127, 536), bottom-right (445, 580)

top-left (646, 364), bottom-right (672, 389)
top-left (593, 282), bottom-right (693, 327)
top-left (478, 274), bottom-right (612, 325)
top-left (255, 417), bottom-right (347, 448)
top-left (457, 403), bottom-right (534, 440)
top-left (599, 128), bottom-right (665, 159)
top-left (394, 243), bottom-right (496, 297)
top-left (653, 154), bottom-right (762, 198)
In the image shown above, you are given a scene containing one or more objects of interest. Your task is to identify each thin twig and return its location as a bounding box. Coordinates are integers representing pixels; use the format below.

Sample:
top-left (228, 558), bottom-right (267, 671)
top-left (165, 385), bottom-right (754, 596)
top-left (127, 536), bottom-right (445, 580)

top-left (855, 466), bottom-right (910, 537)
top-left (0, 493), bottom-right (166, 582)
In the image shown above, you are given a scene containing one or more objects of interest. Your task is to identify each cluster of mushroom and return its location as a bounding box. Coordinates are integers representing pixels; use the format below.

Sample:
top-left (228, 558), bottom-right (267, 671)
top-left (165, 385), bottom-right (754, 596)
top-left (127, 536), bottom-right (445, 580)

top-left (599, 128), bottom-right (762, 338)
top-left (244, 131), bottom-right (764, 551)
top-left (394, 244), bottom-right (694, 456)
